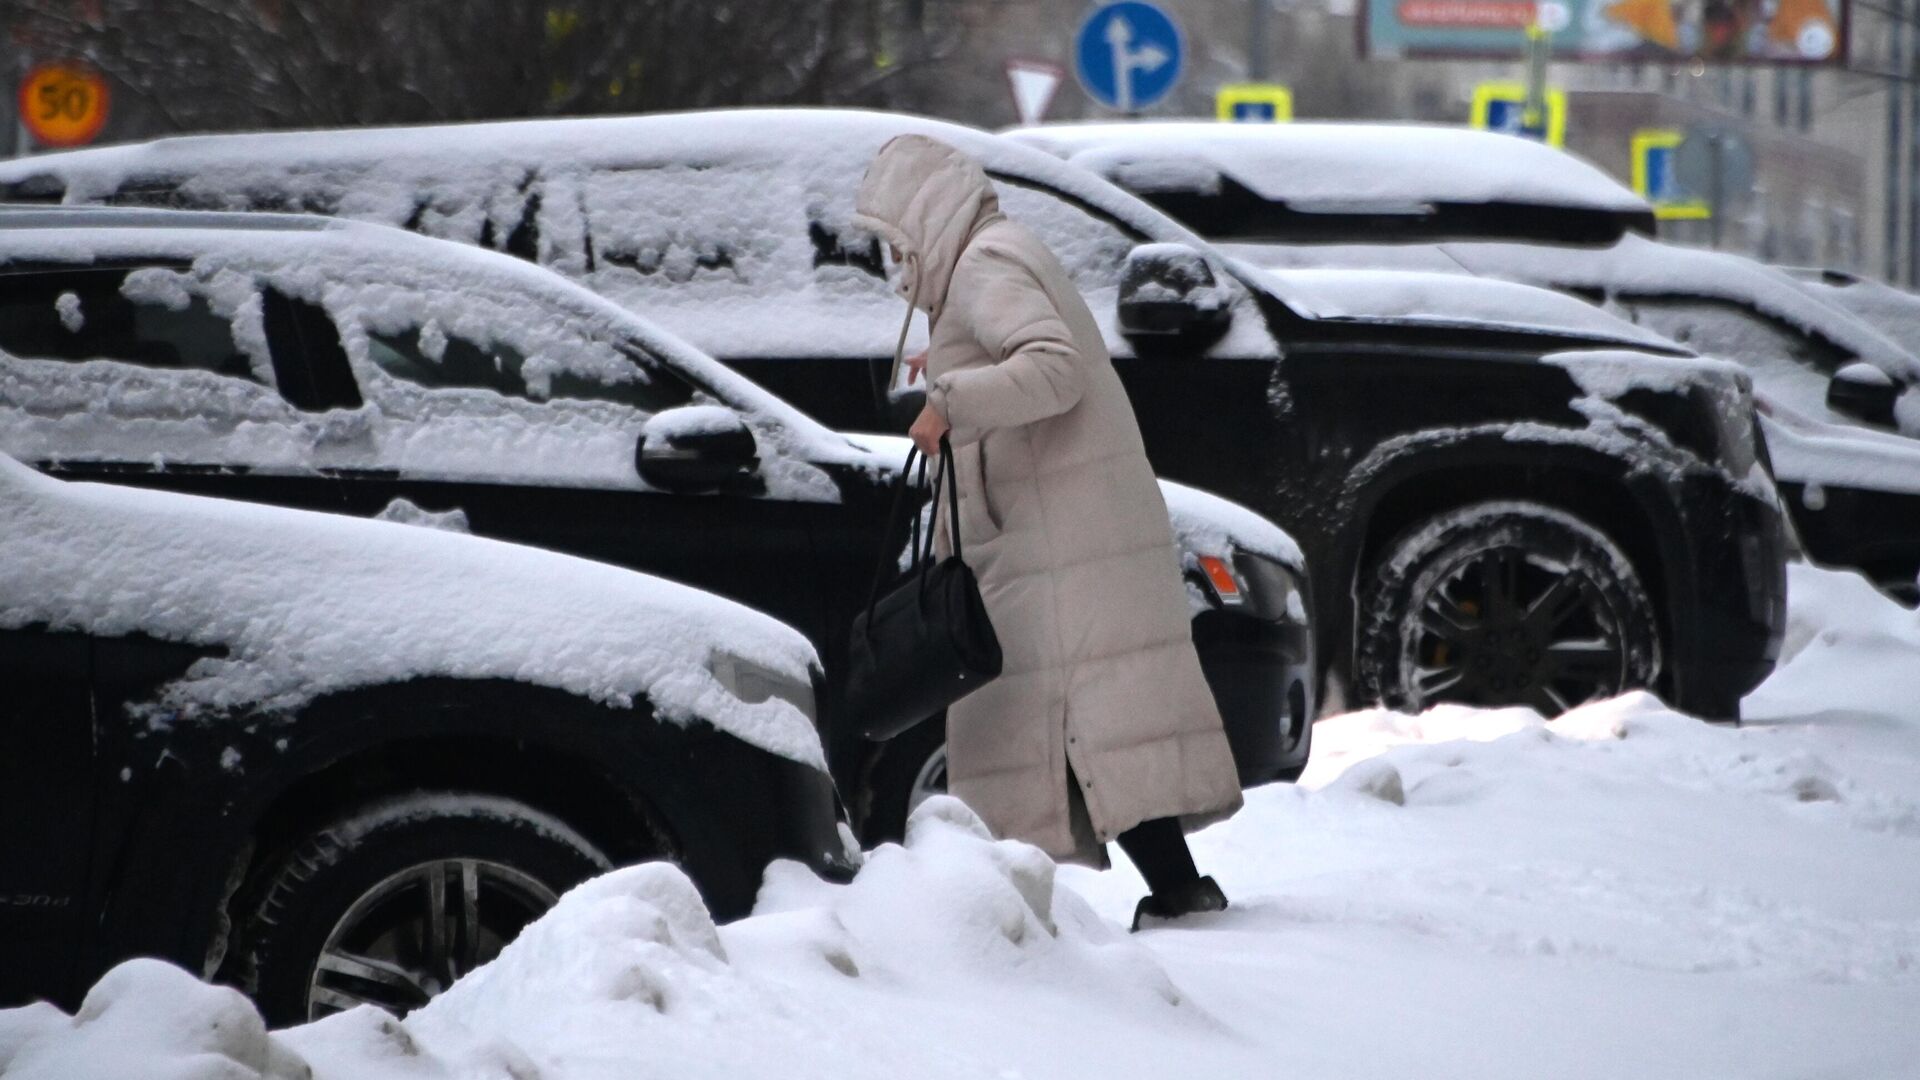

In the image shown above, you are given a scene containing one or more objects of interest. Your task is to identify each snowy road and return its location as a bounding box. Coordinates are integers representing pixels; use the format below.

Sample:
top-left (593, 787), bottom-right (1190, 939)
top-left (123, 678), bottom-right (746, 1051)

top-left (5, 562), bottom-right (1917, 1079)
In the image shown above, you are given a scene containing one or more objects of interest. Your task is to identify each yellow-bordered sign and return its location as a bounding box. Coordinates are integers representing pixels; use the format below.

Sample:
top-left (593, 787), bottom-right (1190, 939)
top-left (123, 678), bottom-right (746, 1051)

top-left (1469, 81), bottom-right (1566, 148)
top-left (1630, 128), bottom-right (1711, 220)
top-left (1216, 83), bottom-right (1293, 122)
top-left (19, 62), bottom-right (110, 148)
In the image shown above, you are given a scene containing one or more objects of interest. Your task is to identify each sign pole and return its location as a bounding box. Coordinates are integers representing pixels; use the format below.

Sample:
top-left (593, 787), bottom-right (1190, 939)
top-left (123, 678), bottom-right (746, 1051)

top-left (1521, 25), bottom-right (1549, 135)
top-left (1708, 133), bottom-right (1724, 250)
top-left (1249, 0), bottom-right (1270, 81)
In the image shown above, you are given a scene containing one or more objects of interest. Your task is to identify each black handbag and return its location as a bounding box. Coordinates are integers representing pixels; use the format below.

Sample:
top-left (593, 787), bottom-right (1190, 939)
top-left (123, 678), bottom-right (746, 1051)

top-left (844, 436), bottom-right (1002, 740)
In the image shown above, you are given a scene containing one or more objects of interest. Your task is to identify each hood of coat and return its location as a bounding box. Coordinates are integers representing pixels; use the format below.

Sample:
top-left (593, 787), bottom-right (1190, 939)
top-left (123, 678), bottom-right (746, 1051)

top-left (853, 134), bottom-right (1004, 319)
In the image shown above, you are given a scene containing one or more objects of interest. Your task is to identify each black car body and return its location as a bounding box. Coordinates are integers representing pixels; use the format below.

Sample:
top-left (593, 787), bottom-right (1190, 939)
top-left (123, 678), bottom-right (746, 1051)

top-left (0, 209), bottom-right (1315, 846)
top-left (0, 111), bottom-right (1788, 719)
top-left (1001, 120), bottom-right (1920, 607)
top-left (1, 454), bottom-right (845, 1024)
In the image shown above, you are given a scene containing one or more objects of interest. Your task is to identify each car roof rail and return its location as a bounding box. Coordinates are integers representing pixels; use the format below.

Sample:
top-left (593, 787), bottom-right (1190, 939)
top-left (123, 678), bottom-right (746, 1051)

top-left (0, 203), bottom-right (337, 233)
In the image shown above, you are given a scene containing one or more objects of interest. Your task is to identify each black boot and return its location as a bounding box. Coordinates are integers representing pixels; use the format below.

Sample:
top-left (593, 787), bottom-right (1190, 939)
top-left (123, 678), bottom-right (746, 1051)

top-left (1130, 875), bottom-right (1229, 932)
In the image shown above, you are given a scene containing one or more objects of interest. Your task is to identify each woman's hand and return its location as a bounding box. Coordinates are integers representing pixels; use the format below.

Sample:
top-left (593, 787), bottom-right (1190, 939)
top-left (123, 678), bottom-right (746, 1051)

top-left (904, 350), bottom-right (928, 385)
top-left (909, 400), bottom-right (951, 456)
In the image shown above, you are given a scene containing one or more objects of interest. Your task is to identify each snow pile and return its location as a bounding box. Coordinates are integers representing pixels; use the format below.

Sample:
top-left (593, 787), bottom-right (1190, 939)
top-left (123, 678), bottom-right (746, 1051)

top-left (0, 960), bottom-right (309, 1080)
top-left (10, 799), bottom-right (1207, 1080)
top-left (0, 456), bottom-right (825, 768)
top-left (1747, 561), bottom-right (1920, 723)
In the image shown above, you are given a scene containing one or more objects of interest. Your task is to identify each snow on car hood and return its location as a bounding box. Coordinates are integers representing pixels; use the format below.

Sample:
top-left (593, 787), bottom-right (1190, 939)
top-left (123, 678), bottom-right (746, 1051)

top-left (0, 455), bottom-right (827, 769)
top-left (1247, 267), bottom-right (1681, 350)
top-left (1002, 122), bottom-right (1651, 214)
top-left (838, 432), bottom-right (1304, 572)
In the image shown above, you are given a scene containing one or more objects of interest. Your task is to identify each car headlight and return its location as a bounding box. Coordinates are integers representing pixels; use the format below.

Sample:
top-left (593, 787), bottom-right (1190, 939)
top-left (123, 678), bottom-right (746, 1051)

top-left (709, 651), bottom-right (819, 729)
top-left (1235, 552), bottom-right (1310, 626)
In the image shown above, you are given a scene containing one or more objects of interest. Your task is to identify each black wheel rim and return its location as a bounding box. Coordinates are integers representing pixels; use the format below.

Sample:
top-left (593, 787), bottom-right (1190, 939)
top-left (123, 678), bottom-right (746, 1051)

top-left (306, 859), bottom-right (557, 1020)
top-left (1406, 544), bottom-right (1628, 713)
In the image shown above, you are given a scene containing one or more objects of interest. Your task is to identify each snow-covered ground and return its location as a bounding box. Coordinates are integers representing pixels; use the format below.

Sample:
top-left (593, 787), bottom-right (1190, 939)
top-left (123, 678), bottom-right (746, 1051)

top-left (5, 561), bottom-right (1917, 1079)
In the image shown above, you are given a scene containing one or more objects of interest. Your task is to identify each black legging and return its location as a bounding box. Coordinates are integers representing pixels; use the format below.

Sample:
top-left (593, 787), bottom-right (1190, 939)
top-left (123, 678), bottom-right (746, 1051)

top-left (1116, 816), bottom-right (1200, 897)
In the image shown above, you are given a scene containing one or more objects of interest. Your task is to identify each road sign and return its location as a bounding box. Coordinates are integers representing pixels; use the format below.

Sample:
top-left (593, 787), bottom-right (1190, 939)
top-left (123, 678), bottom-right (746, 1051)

top-left (1672, 125), bottom-right (1755, 201)
top-left (1470, 80), bottom-right (1566, 147)
top-left (1074, 1), bottom-right (1184, 113)
top-left (1005, 58), bottom-right (1065, 127)
top-left (1216, 83), bottom-right (1293, 122)
top-left (18, 62), bottom-right (109, 148)
top-left (1630, 129), bottom-right (1710, 220)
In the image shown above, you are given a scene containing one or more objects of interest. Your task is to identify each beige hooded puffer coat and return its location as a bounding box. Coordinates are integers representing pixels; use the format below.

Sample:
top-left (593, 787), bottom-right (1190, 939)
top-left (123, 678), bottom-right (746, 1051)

top-left (853, 134), bottom-right (1243, 864)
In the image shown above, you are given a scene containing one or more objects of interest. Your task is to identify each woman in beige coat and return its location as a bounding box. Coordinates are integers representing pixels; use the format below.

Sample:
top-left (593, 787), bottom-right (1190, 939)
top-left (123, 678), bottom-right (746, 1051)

top-left (853, 135), bottom-right (1244, 928)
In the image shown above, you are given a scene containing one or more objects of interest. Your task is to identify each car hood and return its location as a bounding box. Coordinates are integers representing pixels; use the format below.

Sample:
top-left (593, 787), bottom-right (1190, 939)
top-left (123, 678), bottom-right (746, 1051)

top-left (840, 433), bottom-right (1304, 571)
top-left (1240, 265), bottom-right (1685, 354)
top-left (0, 456), bottom-right (827, 769)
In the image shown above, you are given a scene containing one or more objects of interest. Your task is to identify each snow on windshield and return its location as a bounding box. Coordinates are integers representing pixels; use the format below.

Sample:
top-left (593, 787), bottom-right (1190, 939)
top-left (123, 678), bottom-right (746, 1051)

top-left (0, 455), bottom-right (826, 768)
top-left (1004, 122), bottom-right (1650, 213)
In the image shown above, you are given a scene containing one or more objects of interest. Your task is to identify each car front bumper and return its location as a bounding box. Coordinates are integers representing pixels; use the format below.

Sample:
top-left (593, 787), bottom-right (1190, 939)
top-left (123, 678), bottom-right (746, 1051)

top-left (1189, 551), bottom-right (1316, 785)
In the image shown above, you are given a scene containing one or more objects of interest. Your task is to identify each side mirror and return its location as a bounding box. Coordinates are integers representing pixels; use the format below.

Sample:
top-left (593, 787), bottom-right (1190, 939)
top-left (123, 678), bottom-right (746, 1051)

top-left (1117, 243), bottom-right (1232, 356)
top-left (636, 405), bottom-right (758, 492)
top-left (1827, 361), bottom-right (1899, 428)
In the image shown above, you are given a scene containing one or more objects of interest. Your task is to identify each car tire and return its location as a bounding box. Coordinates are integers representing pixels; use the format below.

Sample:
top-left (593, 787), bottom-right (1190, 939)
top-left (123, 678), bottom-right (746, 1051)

top-left (231, 792), bottom-right (612, 1026)
top-left (857, 714), bottom-right (949, 846)
top-left (1356, 500), bottom-right (1660, 716)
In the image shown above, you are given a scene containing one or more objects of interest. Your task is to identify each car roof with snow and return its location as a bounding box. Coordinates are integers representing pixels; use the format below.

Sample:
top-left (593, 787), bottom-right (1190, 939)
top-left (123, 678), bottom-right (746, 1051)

top-left (0, 109), bottom-right (1204, 249)
top-left (0, 454), bottom-right (825, 767)
top-left (0, 110), bottom-right (1670, 345)
top-left (1002, 121), bottom-right (1654, 236)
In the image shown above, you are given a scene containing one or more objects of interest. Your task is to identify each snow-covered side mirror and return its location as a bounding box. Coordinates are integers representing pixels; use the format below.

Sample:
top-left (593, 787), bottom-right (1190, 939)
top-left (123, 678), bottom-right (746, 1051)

top-left (1827, 361), bottom-right (1899, 429)
top-left (1117, 243), bottom-right (1233, 357)
top-left (636, 405), bottom-right (758, 492)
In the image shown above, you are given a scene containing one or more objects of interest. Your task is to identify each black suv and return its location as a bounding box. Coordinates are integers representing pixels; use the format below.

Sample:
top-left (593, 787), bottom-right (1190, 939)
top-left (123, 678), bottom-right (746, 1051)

top-left (0, 110), bottom-right (1789, 719)
top-left (1, 454), bottom-right (846, 1025)
top-left (0, 207), bottom-right (1316, 844)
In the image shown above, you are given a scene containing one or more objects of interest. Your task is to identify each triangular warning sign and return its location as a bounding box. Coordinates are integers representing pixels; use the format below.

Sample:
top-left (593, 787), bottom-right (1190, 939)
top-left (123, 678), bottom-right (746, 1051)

top-left (1005, 59), bottom-right (1064, 127)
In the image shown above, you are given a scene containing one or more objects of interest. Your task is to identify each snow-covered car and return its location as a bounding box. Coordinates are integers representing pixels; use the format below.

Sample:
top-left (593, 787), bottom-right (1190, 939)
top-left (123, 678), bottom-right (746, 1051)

top-left (1002, 119), bottom-right (1920, 604)
top-left (0, 206), bottom-right (1316, 845)
top-left (0, 452), bottom-right (845, 1026)
top-left (0, 111), bottom-right (1789, 720)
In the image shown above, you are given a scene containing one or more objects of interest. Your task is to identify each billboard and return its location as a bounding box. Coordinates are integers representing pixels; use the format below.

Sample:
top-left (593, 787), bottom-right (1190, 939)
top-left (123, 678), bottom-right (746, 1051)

top-left (1362, 0), bottom-right (1846, 63)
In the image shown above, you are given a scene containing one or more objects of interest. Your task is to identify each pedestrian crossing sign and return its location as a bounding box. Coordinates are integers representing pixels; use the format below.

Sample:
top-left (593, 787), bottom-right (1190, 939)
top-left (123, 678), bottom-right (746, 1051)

top-left (1631, 129), bottom-right (1712, 221)
top-left (1470, 82), bottom-right (1567, 148)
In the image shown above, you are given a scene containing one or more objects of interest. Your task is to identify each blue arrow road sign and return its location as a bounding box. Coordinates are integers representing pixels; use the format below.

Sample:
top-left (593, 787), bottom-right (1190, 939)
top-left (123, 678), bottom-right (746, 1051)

top-left (1074, 1), bottom-right (1183, 113)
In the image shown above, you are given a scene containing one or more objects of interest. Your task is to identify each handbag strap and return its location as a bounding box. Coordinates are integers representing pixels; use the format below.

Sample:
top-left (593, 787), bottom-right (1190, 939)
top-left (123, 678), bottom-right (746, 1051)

top-left (858, 435), bottom-right (967, 634)
top-left (862, 444), bottom-right (929, 632)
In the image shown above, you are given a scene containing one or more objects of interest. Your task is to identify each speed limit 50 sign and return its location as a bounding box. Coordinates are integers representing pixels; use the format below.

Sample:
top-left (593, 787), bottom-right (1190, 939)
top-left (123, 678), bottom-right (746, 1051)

top-left (19, 62), bottom-right (110, 148)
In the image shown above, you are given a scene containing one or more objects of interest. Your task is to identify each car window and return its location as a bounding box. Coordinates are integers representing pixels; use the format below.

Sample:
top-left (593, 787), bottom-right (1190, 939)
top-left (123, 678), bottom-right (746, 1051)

top-left (993, 178), bottom-right (1140, 293)
top-left (1617, 295), bottom-right (1853, 375)
top-left (0, 266), bottom-right (261, 381)
top-left (365, 323), bottom-right (695, 413)
top-left (577, 164), bottom-right (789, 289)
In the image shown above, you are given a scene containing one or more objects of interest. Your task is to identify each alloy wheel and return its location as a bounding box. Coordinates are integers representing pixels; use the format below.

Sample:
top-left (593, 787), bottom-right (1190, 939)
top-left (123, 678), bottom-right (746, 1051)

top-left (307, 858), bottom-right (557, 1019)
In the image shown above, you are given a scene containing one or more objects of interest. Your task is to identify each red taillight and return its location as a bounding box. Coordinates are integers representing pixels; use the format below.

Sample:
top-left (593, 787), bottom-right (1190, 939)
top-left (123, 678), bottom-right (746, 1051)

top-left (1198, 555), bottom-right (1245, 605)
